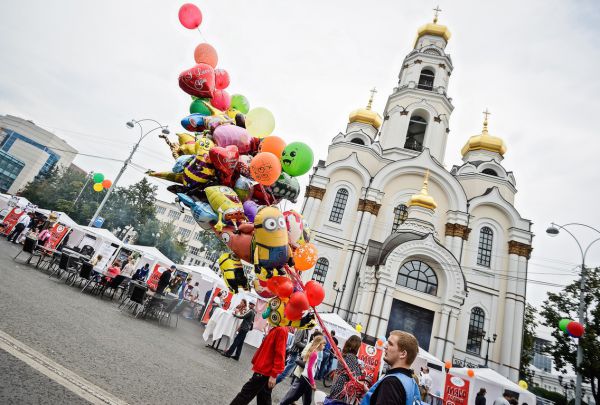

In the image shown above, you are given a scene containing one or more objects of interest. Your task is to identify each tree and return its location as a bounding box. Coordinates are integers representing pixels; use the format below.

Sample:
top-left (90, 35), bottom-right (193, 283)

top-left (135, 219), bottom-right (188, 263)
top-left (195, 228), bottom-right (227, 259)
top-left (520, 303), bottom-right (538, 383)
top-left (540, 266), bottom-right (600, 404)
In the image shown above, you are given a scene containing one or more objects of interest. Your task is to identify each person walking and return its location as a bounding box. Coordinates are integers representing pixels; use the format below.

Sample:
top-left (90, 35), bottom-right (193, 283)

top-left (223, 302), bottom-right (256, 360)
top-left (475, 388), bottom-right (487, 405)
top-left (492, 391), bottom-right (511, 405)
top-left (360, 331), bottom-right (421, 405)
top-left (229, 325), bottom-right (288, 405)
top-left (8, 213), bottom-right (32, 243)
top-left (277, 329), bottom-right (309, 384)
top-left (326, 335), bottom-right (364, 404)
top-left (280, 335), bottom-right (326, 405)
top-left (317, 330), bottom-right (338, 380)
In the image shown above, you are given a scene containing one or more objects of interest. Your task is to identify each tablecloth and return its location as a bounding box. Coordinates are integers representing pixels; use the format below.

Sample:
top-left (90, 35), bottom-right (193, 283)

top-left (202, 308), bottom-right (242, 343)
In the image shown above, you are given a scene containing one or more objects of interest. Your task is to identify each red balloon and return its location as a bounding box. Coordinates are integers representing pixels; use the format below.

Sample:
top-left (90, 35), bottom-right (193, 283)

top-left (215, 69), bottom-right (230, 90)
top-left (178, 3), bottom-right (203, 29)
top-left (289, 291), bottom-right (309, 312)
top-left (567, 321), bottom-right (585, 338)
top-left (211, 90), bottom-right (231, 111)
top-left (267, 276), bottom-right (294, 298)
top-left (101, 179), bottom-right (112, 189)
top-left (194, 43), bottom-right (218, 68)
top-left (209, 145), bottom-right (239, 187)
top-left (284, 303), bottom-right (303, 321)
top-left (304, 280), bottom-right (325, 307)
top-left (178, 63), bottom-right (215, 98)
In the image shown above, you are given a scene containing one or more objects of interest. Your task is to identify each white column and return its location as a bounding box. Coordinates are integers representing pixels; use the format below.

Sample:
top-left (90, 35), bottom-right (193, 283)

top-left (501, 253), bottom-right (519, 375)
top-left (443, 310), bottom-right (459, 361)
top-left (435, 308), bottom-right (450, 360)
top-left (510, 255), bottom-right (528, 380)
top-left (376, 289), bottom-right (395, 338)
top-left (366, 282), bottom-right (385, 337)
top-left (302, 196), bottom-right (323, 227)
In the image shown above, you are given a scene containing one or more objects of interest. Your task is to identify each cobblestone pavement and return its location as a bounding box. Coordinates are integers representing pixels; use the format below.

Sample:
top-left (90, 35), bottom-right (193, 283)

top-left (0, 240), bottom-right (302, 404)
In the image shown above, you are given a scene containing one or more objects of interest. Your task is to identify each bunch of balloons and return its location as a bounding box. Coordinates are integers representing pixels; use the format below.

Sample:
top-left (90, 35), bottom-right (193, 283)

top-left (91, 173), bottom-right (112, 192)
top-left (147, 3), bottom-right (322, 330)
top-left (558, 318), bottom-right (585, 338)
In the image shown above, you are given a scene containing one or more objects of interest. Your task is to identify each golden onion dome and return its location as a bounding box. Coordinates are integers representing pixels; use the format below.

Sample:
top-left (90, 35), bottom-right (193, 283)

top-left (348, 88), bottom-right (383, 129)
top-left (461, 113), bottom-right (507, 156)
top-left (415, 16), bottom-right (451, 46)
top-left (408, 170), bottom-right (437, 210)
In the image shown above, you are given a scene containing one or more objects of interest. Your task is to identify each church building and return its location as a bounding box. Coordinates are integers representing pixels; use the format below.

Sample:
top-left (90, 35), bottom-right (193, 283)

top-left (301, 13), bottom-right (533, 382)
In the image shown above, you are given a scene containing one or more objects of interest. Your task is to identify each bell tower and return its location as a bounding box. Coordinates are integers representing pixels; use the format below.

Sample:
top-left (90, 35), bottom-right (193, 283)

top-left (379, 7), bottom-right (454, 164)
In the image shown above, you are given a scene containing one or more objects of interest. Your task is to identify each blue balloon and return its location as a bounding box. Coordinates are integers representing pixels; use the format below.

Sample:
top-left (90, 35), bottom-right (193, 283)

top-left (173, 155), bottom-right (194, 173)
top-left (181, 114), bottom-right (208, 132)
top-left (177, 193), bottom-right (217, 228)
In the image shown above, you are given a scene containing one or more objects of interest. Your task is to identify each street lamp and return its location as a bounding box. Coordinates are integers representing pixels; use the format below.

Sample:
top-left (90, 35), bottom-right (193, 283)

top-left (546, 222), bottom-right (600, 405)
top-left (88, 119), bottom-right (169, 227)
top-left (331, 281), bottom-right (346, 313)
top-left (483, 332), bottom-right (497, 367)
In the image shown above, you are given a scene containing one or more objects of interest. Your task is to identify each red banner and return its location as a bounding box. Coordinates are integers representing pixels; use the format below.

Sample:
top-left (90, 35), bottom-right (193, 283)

top-left (43, 223), bottom-right (70, 250)
top-left (201, 287), bottom-right (233, 323)
top-left (146, 263), bottom-right (167, 291)
top-left (1, 207), bottom-right (25, 235)
top-left (358, 343), bottom-right (384, 384)
top-left (443, 373), bottom-right (470, 405)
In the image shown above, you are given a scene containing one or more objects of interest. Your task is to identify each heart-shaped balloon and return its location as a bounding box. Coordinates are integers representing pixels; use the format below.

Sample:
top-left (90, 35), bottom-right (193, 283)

top-left (211, 89), bottom-right (231, 111)
top-left (215, 69), bottom-right (230, 90)
top-left (209, 145), bottom-right (239, 186)
top-left (178, 63), bottom-right (215, 98)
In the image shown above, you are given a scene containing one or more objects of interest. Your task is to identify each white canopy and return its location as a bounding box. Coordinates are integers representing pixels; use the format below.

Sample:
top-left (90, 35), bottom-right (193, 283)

top-left (450, 368), bottom-right (536, 405)
top-left (80, 226), bottom-right (123, 245)
top-left (316, 312), bottom-right (360, 342)
top-left (178, 265), bottom-right (225, 286)
top-left (124, 244), bottom-right (174, 267)
top-left (413, 348), bottom-right (446, 398)
top-left (53, 211), bottom-right (80, 228)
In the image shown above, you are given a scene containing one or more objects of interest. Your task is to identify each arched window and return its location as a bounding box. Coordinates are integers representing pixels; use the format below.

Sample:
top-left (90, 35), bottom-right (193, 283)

top-left (466, 307), bottom-right (485, 354)
top-left (391, 204), bottom-right (408, 233)
top-left (396, 260), bottom-right (438, 295)
top-left (418, 68), bottom-right (435, 91)
top-left (482, 168), bottom-right (498, 176)
top-left (477, 226), bottom-right (494, 267)
top-left (329, 188), bottom-right (349, 223)
top-left (312, 258), bottom-right (329, 284)
top-left (350, 138), bottom-right (365, 145)
top-left (405, 116), bottom-right (427, 152)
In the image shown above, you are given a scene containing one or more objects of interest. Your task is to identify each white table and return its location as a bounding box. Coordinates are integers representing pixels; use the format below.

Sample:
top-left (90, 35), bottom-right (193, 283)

top-left (202, 308), bottom-right (242, 344)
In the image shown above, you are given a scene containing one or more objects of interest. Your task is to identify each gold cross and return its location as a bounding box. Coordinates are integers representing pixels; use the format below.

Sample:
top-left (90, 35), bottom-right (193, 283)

top-left (367, 87), bottom-right (377, 109)
top-left (433, 6), bottom-right (442, 23)
top-left (482, 108), bottom-right (491, 130)
top-left (482, 108), bottom-right (491, 121)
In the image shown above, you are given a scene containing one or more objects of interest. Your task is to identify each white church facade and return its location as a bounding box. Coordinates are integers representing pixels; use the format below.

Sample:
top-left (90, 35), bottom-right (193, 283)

top-left (301, 15), bottom-right (533, 382)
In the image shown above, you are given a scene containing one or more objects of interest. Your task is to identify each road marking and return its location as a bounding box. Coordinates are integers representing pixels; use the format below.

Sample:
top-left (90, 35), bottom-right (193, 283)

top-left (0, 329), bottom-right (128, 405)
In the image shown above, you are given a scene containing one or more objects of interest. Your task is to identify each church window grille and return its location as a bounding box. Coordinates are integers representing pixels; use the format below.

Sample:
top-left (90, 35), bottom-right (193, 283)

top-left (397, 260), bottom-right (437, 295)
top-left (405, 116), bottom-right (427, 152)
top-left (466, 307), bottom-right (485, 354)
top-left (329, 188), bottom-right (348, 223)
top-left (417, 68), bottom-right (435, 91)
top-left (482, 168), bottom-right (498, 176)
top-left (477, 227), bottom-right (494, 267)
top-left (350, 138), bottom-right (365, 145)
top-left (312, 258), bottom-right (328, 284)
top-left (391, 204), bottom-right (408, 233)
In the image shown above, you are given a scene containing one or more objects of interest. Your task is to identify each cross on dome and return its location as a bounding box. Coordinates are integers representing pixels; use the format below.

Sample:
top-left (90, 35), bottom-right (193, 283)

top-left (482, 108), bottom-right (491, 131)
top-left (433, 6), bottom-right (442, 23)
top-left (367, 87), bottom-right (377, 110)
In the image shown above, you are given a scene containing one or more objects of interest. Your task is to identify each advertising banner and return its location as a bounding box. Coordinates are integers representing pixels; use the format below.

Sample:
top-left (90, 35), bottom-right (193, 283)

top-left (357, 343), bottom-right (384, 384)
top-left (1, 207), bottom-right (25, 235)
top-left (443, 373), bottom-right (470, 405)
top-left (201, 287), bottom-right (233, 324)
top-left (146, 263), bottom-right (168, 291)
top-left (43, 223), bottom-right (70, 250)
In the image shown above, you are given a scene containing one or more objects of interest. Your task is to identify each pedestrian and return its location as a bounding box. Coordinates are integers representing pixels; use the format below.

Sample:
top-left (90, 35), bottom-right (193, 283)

top-left (132, 263), bottom-right (150, 281)
top-left (419, 366), bottom-right (432, 401)
top-left (279, 335), bottom-right (326, 405)
top-left (209, 290), bottom-right (228, 317)
top-left (475, 388), bottom-right (487, 405)
top-left (492, 391), bottom-right (512, 405)
top-left (291, 331), bottom-right (323, 385)
top-left (360, 330), bottom-right (421, 405)
top-left (234, 299), bottom-right (248, 315)
top-left (326, 335), bottom-right (364, 404)
top-left (508, 399), bottom-right (518, 405)
top-left (121, 258), bottom-right (136, 278)
top-left (156, 265), bottom-right (175, 294)
top-left (317, 330), bottom-right (338, 380)
top-left (223, 301), bottom-right (256, 360)
top-left (37, 227), bottom-right (51, 246)
top-left (276, 328), bottom-right (309, 384)
top-left (8, 212), bottom-right (32, 243)
top-left (229, 325), bottom-right (288, 405)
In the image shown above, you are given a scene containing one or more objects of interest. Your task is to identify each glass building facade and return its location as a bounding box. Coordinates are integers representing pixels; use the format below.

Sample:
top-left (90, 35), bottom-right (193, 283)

top-left (0, 128), bottom-right (60, 175)
top-left (0, 150), bottom-right (25, 192)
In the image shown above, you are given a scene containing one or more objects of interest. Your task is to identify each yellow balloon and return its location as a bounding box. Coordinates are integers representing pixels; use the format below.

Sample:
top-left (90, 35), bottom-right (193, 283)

top-left (355, 323), bottom-right (363, 333)
top-left (246, 107), bottom-right (275, 138)
top-left (93, 183), bottom-right (104, 192)
top-left (226, 108), bottom-right (240, 119)
top-left (518, 380), bottom-right (528, 390)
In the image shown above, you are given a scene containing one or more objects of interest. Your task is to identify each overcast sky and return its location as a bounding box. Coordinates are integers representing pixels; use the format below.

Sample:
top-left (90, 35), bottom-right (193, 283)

top-left (2, 0), bottom-right (599, 312)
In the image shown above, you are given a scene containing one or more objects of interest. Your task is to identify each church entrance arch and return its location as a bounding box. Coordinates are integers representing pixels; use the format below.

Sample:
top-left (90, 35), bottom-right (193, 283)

top-left (386, 299), bottom-right (435, 349)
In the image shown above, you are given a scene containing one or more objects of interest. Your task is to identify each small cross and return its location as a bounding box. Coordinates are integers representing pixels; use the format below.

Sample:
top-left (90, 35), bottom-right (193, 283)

top-left (367, 87), bottom-right (377, 109)
top-left (433, 6), bottom-right (442, 22)
top-left (482, 108), bottom-right (491, 121)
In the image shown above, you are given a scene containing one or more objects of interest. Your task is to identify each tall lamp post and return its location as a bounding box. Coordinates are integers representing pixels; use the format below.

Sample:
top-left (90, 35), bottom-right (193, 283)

top-left (88, 119), bottom-right (169, 227)
top-left (483, 332), bottom-right (497, 367)
top-left (331, 281), bottom-right (346, 313)
top-left (546, 222), bottom-right (600, 405)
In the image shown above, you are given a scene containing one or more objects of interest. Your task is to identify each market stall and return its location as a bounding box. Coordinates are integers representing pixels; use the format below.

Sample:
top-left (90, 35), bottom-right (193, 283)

top-left (447, 368), bottom-right (536, 405)
top-left (413, 348), bottom-right (446, 399)
top-left (67, 226), bottom-right (124, 270)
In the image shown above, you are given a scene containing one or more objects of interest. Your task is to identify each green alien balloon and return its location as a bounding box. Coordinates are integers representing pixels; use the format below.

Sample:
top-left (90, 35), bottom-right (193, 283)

top-left (280, 142), bottom-right (314, 177)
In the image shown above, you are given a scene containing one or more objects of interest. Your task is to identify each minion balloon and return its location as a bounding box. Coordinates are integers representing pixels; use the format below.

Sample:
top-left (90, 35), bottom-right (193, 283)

top-left (262, 297), bottom-right (316, 330)
top-left (251, 206), bottom-right (291, 273)
top-left (218, 253), bottom-right (249, 294)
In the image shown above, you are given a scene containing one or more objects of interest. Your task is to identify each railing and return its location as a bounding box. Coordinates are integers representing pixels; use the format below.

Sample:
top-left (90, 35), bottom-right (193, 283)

top-left (452, 356), bottom-right (483, 369)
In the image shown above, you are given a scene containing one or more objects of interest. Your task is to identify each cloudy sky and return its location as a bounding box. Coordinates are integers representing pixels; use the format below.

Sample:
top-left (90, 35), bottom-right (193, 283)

top-left (2, 0), bottom-right (599, 312)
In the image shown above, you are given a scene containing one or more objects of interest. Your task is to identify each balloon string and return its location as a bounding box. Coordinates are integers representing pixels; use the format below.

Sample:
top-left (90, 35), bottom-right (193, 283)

top-left (259, 184), bottom-right (272, 206)
top-left (196, 27), bottom-right (207, 42)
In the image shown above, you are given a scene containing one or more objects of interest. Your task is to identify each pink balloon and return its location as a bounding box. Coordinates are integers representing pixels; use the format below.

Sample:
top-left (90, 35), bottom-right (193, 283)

top-left (215, 69), bottom-right (230, 90)
top-left (178, 4), bottom-right (202, 29)
top-left (211, 89), bottom-right (231, 111)
top-left (213, 124), bottom-right (250, 150)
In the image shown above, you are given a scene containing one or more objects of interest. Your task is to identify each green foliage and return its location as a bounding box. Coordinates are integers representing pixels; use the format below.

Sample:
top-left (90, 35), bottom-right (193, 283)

top-left (520, 303), bottom-right (538, 383)
top-left (530, 386), bottom-right (567, 405)
top-left (540, 266), bottom-right (600, 404)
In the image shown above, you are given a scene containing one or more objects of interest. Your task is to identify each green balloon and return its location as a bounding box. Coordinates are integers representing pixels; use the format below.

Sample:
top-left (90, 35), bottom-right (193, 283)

top-left (231, 94), bottom-right (250, 114)
top-left (281, 142), bottom-right (314, 177)
top-left (190, 99), bottom-right (211, 115)
top-left (92, 173), bottom-right (104, 183)
top-left (558, 318), bottom-right (571, 332)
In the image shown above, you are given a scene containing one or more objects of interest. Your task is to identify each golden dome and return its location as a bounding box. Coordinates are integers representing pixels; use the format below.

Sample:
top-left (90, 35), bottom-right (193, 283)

top-left (415, 16), bottom-right (451, 46)
top-left (408, 170), bottom-right (437, 210)
top-left (349, 88), bottom-right (382, 129)
top-left (461, 112), bottom-right (507, 156)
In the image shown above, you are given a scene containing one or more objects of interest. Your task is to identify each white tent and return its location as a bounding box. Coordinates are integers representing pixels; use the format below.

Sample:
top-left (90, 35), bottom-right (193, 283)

top-left (413, 348), bottom-right (446, 398)
top-left (67, 226), bottom-right (124, 270)
top-left (316, 312), bottom-right (360, 344)
top-left (52, 211), bottom-right (80, 228)
top-left (124, 244), bottom-right (174, 268)
top-left (179, 265), bottom-right (224, 285)
top-left (449, 368), bottom-right (536, 405)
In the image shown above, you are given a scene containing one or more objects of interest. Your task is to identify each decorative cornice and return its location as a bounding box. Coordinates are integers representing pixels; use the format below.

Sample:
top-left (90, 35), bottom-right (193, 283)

top-left (357, 198), bottom-right (381, 216)
top-left (508, 240), bottom-right (533, 259)
top-left (305, 185), bottom-right (326, 200)
top-left (445, 223), bottom-right (471, 240)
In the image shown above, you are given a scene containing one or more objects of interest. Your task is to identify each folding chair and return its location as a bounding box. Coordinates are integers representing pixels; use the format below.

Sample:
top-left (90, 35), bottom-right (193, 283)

top-left (49, 253), bottom-right (70, 279)
top-left (67, 261), bottom-right (94, 287)
top-left (119, 282), bottom-right (148, 315)
top-left (98, 275), bottom-right (126, 300)
top-left (158, 299), bottom-right (180, 328)
top-left (62, 257), bottom-right (82, 284)
top-left (13, 238), bottom-right (39, 264)
top-left (137, 295), bottom-right (164, 319)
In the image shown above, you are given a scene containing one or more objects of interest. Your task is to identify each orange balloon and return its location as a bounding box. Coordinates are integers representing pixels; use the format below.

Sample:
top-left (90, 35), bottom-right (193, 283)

top-left (259, 136), bottom-right (286, 159)
top-left (249, 152), bottom-right (281, 186)
top-left (467, 369), bottom-right (475, 377)
top-left (293, 242), bottom-right (318, 271)
top-left (102, 179), bottom-right (112, 189)
top-left (444, 360), bottom-right (452, 369)
top-left (194, 43), bottom-right (218, 68)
